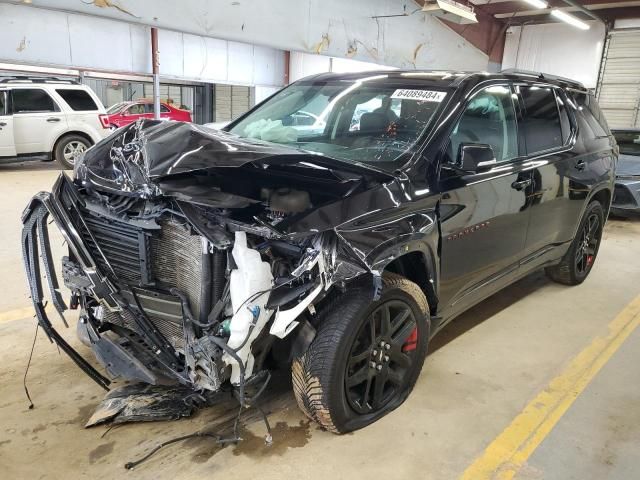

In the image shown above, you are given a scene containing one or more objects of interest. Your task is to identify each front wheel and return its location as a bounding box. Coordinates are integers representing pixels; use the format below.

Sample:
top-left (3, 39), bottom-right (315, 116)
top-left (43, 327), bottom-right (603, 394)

top-left (292, 273), bottom-right (430, 434)
top-left (545, 200), bottom-right (604, 285)
top-left (55, 134), bottom-right (91, 170)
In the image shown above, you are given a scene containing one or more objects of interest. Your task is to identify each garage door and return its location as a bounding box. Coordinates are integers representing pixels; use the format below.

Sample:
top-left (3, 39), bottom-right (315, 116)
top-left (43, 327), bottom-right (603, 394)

top-left (596, 29), bottom-right (640, 128)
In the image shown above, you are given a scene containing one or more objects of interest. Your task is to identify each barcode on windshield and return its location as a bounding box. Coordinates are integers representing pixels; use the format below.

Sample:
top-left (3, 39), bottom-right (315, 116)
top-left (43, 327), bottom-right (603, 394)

top-left (391, 89), bottom-right (447, 102)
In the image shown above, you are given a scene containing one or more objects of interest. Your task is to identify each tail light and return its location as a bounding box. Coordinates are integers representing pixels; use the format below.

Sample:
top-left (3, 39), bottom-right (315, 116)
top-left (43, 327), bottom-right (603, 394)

top-left (98, 114), bottom-right (110, 129)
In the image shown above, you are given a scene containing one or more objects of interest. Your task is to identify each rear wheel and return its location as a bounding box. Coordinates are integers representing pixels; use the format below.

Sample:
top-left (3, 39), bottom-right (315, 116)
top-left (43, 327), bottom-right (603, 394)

top-left (292, 273), bottom-right (429, 433)
top-left (545, 200), bottom-right (604, 285)
top-left (55, 134), bottom-right (91, 169)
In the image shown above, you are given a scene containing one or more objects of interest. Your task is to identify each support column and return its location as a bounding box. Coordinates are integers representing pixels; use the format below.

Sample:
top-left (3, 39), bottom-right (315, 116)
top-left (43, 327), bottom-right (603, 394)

top-left (151, 27), bottom-right (160, 120)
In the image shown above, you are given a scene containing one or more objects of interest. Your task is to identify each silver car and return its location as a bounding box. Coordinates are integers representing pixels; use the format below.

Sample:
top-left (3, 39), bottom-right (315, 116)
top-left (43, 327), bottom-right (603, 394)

top-left (612, 129), bottom-right (640, 217)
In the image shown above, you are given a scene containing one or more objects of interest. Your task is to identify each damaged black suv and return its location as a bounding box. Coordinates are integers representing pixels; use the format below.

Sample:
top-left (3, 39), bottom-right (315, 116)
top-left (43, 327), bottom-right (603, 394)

top-left (22, 70), bottom-right (616, 434)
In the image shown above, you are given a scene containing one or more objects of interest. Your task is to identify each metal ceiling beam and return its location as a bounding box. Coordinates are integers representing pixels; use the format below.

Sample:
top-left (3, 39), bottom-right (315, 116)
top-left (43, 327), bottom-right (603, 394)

top-left (493, 0), bottom-right (640, 17)
top-left (559, 0), bottom-right (607, 22)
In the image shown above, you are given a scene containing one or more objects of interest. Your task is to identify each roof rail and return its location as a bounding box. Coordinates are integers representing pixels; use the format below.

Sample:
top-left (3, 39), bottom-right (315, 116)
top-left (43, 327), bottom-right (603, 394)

top-left (0, 75), bottom-right (79, 85)
top-left (500, 69), bottom-right (584, 88)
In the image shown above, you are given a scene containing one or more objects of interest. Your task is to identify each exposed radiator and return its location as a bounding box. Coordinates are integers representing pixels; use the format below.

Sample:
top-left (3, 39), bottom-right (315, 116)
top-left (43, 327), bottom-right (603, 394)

top-left (150, 218), bottom-right (203, 320)
top-left (71, 209), bottom-right (205, 351)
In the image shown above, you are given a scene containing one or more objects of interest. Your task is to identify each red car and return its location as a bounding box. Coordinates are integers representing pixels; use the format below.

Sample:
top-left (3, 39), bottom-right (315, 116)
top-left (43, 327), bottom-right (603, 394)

top-left (103, 100), bottom-right (192, 128)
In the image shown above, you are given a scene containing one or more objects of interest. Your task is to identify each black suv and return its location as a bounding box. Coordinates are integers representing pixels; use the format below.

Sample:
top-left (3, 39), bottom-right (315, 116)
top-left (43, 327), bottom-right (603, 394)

top-left (22, 70), bottom-right (615, 434)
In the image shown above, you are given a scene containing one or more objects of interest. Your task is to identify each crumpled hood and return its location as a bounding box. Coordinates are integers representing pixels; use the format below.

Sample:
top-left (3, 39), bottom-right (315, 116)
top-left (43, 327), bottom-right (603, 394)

top-left (617, 154), bottom-right (640, 177)
top-left (76, 119), bottom-right (393, 197)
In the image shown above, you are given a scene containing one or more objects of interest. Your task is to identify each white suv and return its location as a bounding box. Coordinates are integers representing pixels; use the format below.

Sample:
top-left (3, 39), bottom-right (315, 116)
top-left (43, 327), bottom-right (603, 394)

top-left (0, 76), bottom-right (110, 169)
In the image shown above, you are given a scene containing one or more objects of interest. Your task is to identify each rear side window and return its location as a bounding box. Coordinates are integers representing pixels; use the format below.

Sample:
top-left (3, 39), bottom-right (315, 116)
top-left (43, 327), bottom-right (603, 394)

top-left (573, 92), bottom-right (609, 138)
top-left (0, 91), bottom-right (6, 115)
top-left (519, 86), bottom-right (563, 153)
top-left (55, 89), bottom-right (98, 111)
top-left (556, 91), bottom-right (572, 144)
top-left (12, 89), bottom-right (59, 113)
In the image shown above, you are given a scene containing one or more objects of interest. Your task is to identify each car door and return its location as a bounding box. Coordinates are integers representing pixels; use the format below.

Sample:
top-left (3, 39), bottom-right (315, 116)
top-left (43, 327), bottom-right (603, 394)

top-left (438, 84), bottom-right (534, 318)
top-left (0, 89), bottom-right (16, 158)
top-left (11, 87), bottom-right (68, 155)
top-left (516, 86), bottom-right (611, 269)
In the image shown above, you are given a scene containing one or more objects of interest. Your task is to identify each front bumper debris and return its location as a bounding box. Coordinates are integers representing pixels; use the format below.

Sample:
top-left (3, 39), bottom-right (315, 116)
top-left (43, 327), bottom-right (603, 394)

top-left (22, 175), bottom-right (111, 390)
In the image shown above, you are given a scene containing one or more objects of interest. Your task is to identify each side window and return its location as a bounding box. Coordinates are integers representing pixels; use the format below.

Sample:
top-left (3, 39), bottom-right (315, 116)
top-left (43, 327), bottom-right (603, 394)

top-left (519, 86), bottom-right (564, 153)
top-left (12, 89), bottom-right (59, 113)
top-left (449, 85), bottom-right (518, 163)
top-left (55, 89), bottom-right (98, 111)
top-left (127, 104), bottom-right (144, 115)
top-left (555, 90), bottom-right (572, 144)
top-left (572, 92), bottom-right (607, 138)
top-left (0, 91), bottom-right (6, 115)
top-left (160, 104), bottom-right (170, 113)
top-left (587, 94), bottom-right (609, 135)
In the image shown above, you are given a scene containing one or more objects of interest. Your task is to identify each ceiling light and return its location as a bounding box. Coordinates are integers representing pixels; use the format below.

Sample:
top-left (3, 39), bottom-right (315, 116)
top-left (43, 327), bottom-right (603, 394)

top-left (521, 0), bottom-right (548, 8)
top-left (422, 0), bottom-right (478, 25)
top-left (551, 9), bottom-right (590, 30)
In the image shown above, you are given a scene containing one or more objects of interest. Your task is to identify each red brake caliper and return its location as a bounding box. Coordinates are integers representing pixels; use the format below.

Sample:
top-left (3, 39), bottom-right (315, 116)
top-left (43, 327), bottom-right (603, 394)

top-left (402, 327), bottom-right (418, 352)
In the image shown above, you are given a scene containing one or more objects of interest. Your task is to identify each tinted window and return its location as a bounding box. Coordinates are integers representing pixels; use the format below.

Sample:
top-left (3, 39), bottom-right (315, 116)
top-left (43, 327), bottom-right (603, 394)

top-left (613, 130), bottom-right (640, 156)
top-left (520, 86), bottom-right (563, 153)
top-left (572, 92), bottom-right (608, 138)
top-left (0, 91), bottom-right (6, 115)
top-left (449, 85), bottom-right (518, 163)
top-left (12, 89), bottom-right (58, 113)
top-left (55, 89), bottom-right (98, 111)
top-left (556, 91), bottom-right (572, 144)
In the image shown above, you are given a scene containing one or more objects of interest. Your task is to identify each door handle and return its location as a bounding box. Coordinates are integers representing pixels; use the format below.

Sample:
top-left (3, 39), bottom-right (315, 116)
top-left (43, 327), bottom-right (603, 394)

top-left (0, 122), bottom-right (6, 127)
top-left (575, 160), bottom-right (586, 171)
top-left (46, 117), bottom-right (61, 123)
top-left (511, 179), bottom-right (531, 191)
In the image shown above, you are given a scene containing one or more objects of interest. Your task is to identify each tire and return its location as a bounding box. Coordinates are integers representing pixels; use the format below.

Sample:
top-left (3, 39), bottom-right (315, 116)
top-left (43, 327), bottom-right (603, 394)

top-left (545, 200), bottom-right (604, 285)
top-left (54, 134), bottom-right (91, 170)
top-left (292, 272), bottom-right (430, 434)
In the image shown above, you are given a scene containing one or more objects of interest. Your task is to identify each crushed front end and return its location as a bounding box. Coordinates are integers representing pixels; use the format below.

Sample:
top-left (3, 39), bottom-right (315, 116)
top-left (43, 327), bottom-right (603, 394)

top-left (21, 120), bottom-right (388, 396)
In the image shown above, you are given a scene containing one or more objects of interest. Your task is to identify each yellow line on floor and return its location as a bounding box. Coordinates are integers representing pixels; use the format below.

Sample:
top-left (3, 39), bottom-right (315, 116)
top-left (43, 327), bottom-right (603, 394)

top-left (460, 293), bottom-right (640, 480)
top-left (0, 305), bottom-right (37, 324)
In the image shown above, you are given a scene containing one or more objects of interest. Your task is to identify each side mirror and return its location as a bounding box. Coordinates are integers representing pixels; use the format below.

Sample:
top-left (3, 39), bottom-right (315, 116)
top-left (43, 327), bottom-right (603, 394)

top-left (457, 143), bottom-right (497, 173)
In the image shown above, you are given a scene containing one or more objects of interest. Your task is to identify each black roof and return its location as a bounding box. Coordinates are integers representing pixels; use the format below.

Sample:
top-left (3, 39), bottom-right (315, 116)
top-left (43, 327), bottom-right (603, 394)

top-left (299, 69), bottom-right (586, 90)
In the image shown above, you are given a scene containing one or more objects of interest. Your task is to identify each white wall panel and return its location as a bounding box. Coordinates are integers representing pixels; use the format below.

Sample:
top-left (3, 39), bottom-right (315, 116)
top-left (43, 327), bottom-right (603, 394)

top-left (13, 0), bottom-right (488, 70)
top-left (0, 3), bottom-right (285, 87)
top-left (130, 24), bottom-right (152, 73)
top-left (67, 15), bottom-right (133, 71)
top-left (502, 22), bottom-right (606, 88)
top-left (0, 5), bottom-right (71, 66)
top-left (158, 30), bottom-right (185, 78)
top-left (227, 42), bottom-right (254, 84)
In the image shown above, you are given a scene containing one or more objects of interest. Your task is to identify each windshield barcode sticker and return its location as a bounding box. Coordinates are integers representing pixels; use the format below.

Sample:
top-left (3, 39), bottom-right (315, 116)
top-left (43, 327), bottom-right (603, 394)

top-left (391, 89), bottom-right (447, 102)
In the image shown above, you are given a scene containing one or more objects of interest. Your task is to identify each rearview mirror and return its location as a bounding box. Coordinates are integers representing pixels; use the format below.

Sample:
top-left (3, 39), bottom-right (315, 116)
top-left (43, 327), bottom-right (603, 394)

top-left (457, 143), bottom-right (497, 173)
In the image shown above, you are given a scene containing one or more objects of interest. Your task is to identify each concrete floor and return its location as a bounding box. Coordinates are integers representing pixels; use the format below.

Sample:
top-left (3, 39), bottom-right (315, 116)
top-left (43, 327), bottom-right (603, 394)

top-left (0, 162), bottom-right (639, 479)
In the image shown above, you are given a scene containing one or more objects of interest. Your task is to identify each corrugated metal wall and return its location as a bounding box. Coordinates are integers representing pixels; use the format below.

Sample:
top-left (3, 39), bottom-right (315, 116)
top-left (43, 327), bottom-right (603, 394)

top-left (597, 30), bottom-right (640, 128)
top-left (214, 85), bottom-right (254, 122)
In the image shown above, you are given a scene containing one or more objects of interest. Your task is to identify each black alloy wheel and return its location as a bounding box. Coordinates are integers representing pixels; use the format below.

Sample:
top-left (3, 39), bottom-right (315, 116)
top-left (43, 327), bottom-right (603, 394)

top-left (345, 300), bottom-right (418, 414)
top-left (292, 272), bottom-right (429, 434)
top-left (545, 200), bottom-right (605, 285)
top-left (575, 211), bottom-right (601, 275)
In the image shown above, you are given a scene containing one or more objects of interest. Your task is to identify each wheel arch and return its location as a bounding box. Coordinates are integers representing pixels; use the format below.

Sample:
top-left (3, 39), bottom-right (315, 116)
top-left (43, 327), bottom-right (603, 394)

top-left (589, 187), bottom-right (612, 212)
top-left (383, 250), bottom-right (438, 316)
top-left (51, 131), bottom-right (94, 156)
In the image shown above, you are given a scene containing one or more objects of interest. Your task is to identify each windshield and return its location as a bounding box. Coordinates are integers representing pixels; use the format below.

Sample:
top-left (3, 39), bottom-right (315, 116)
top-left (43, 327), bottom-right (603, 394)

top-left (614, 130), bottom-right (640, 156)
top-left (228, 78), bottom-right (447, 168)
top-left (106, 102), bottom-right (127, 114)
